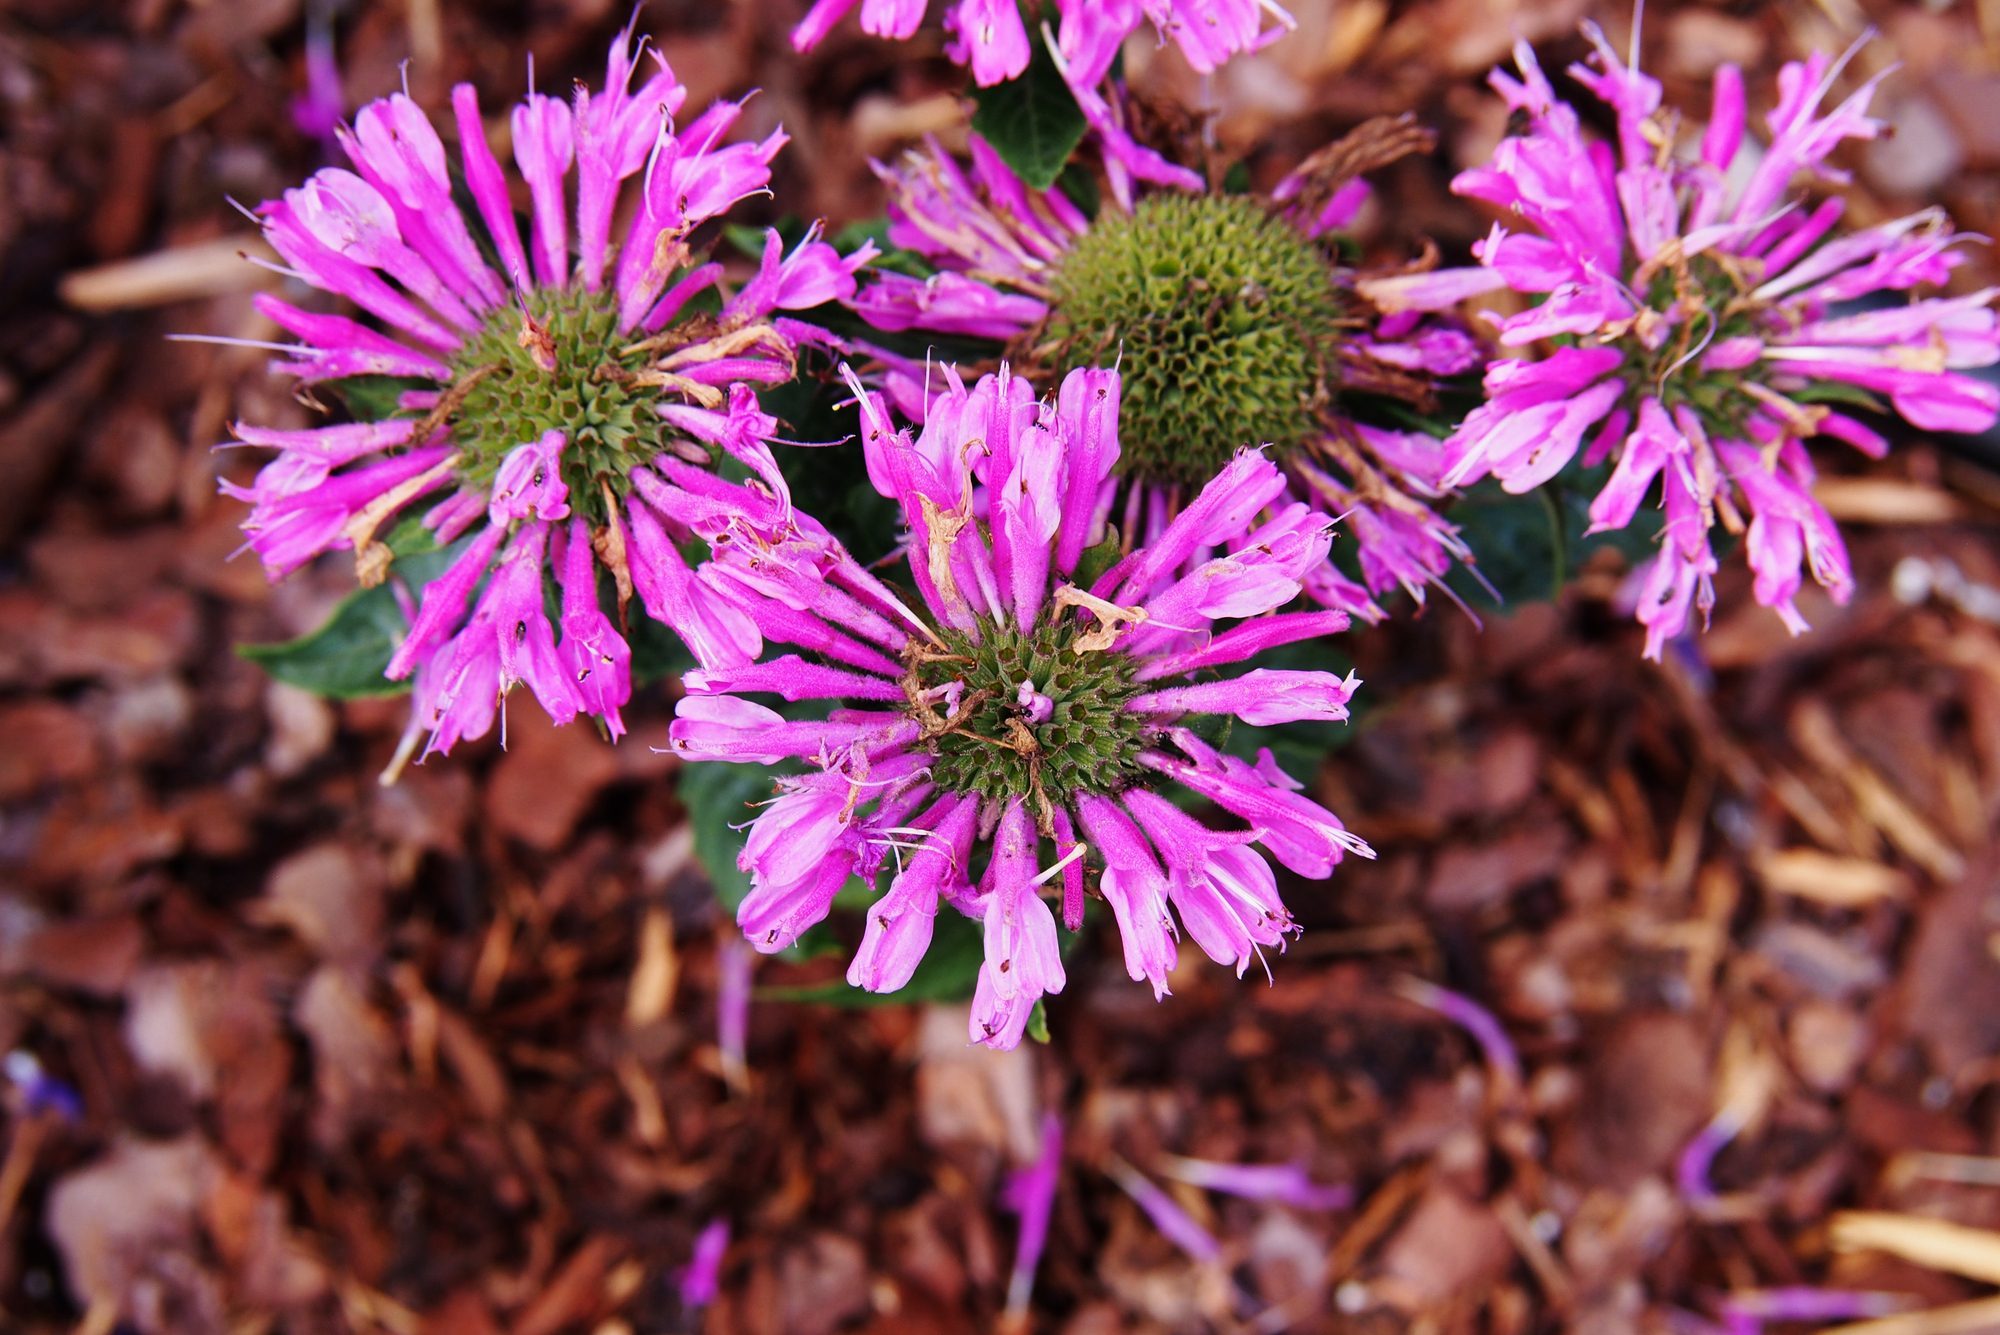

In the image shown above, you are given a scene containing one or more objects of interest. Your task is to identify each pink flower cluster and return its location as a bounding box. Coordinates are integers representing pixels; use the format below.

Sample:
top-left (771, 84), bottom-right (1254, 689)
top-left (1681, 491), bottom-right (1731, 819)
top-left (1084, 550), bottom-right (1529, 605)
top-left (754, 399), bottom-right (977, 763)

top-left (1373, 28), bottom-right (2000, 654)
top-left (221, 14), bottom-right (2000, 1049)
top-left (227, 28), bottom-right (871, 757)
top-left (791, 0), bottom-right (1295, 89)
top-left (668, 365), bottom-right (1371, 1048)
top-left (850, 133), bottom-right (1482, 621)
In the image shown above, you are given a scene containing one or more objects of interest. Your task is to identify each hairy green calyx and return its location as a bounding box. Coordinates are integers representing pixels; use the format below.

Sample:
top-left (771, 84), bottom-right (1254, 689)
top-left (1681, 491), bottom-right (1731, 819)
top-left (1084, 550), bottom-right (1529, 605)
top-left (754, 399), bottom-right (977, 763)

top-left (905, 616), bottom-right (1149, 809)
top-left (1034, 193), bottom-right (1347, 491)
top-left (446, 289), bottom-right (677, 524)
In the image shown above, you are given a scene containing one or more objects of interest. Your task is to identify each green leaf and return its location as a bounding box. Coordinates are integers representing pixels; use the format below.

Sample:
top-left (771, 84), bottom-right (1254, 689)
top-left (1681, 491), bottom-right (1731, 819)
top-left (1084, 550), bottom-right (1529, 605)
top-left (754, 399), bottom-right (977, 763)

top-left (239, 583), bottom-right (413, 699)
top-left (1071, 528), bottom-right (1125, 592)
top-left (382, 515), bottom-right (442, 559)
top-left (1026, 998), bottom-right (1050, 1044)
top-left (1359, 394), bottom-right (1464, 441)
top-left (1052, 161), bottom-right (1101, 216)
top-left (237, 528), bottom-right (464, 699)
top-left (626, 609), bottom-right (695, 687)
top-left (761, 909), bottom-right (988, 1007)
top-left (831, 217), bottom-right (890, 252)
top-left (1448, 463), bottom-right (1658, 609)
top-left (679, 762), bottom-right (774, 910)
top-left (723, 222), bottom-right (773, 261)
top-left (971, 35), bottom-right (1089, 191)
top-left (831, 217), bottom-right (933, 279)
top-left (1453, 484), bottom-right (1567, 606)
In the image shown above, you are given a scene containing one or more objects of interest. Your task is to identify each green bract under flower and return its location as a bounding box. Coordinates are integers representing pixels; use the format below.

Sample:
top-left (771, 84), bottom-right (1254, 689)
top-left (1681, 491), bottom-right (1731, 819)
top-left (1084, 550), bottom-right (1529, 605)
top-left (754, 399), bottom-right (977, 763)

top-left (906, 617), bottom-right (1148, 804)
top-left (1630, 250), bottom-right (1766, 427)
top-left (1033, 193), bottom-right (1346, 490)
top-left (448, 289), bottom-right (676, 522)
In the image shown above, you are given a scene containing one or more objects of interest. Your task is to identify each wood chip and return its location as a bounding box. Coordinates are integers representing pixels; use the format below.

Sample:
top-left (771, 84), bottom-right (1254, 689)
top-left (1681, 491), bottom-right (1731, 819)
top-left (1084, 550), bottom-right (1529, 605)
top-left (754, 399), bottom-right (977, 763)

top-left (1815, 477), bottom-right (1970, 524)
top-left (625, 908), bottom-right (678, 1030)
top-left (59, 235), bottom-right (276, 311)
top-left (1830, 1211), bottom-right (2000, 1286)
top-left (1755, 849), bottom-right (1914, 907)
top-left (1824, 1295), bottom-right (2000, 1335)
top-left (513, 1235), bottom-right (623, 1335)
top-left (1791, 701), bottom-right (1967, 883)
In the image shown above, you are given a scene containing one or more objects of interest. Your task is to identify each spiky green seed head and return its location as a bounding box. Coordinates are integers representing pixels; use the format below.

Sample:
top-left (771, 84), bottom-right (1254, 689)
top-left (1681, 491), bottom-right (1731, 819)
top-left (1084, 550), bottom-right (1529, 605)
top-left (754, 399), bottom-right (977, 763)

top-left (913, 618), bottom-right (1150, 804)
top-left (1037, 192), bottom-right (1346, 491)
top-left (448, 289), bottom-right (672, 524)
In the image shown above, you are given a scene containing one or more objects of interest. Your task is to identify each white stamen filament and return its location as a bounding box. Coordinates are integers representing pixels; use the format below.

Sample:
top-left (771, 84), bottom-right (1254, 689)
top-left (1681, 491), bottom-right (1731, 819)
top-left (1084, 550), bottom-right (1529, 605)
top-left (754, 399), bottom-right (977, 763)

top-left (1030, 841), bottom-right (1087, 889)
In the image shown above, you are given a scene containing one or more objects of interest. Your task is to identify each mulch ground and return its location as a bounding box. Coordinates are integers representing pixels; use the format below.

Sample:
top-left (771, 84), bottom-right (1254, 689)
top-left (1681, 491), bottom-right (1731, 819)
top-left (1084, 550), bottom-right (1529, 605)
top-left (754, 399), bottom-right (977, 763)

top-left (5, 1), bottom-right (2000, 1331)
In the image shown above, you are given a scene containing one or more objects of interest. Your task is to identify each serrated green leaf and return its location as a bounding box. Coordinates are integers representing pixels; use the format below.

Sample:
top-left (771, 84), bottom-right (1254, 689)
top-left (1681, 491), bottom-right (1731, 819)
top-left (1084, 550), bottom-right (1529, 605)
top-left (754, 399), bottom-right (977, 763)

top-left (680, 762), bottom-right (774, 911)
top-left (971, 36), bottom-right (1089, 191)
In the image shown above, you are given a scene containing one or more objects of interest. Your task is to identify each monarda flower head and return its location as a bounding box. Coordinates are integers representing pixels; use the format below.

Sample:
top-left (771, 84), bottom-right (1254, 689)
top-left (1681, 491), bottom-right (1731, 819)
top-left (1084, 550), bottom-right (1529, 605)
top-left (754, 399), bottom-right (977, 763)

top-left (850, 118), bottom-right (1485, 622)
top-left (668, 364), bottom-right (1372, 1049)
top-left (1371, 26), bottom-right (2000, 657)
top-left (224, 26), bottom-right (871, 760)
top-left (790, 0), bottom-right (1295, 90)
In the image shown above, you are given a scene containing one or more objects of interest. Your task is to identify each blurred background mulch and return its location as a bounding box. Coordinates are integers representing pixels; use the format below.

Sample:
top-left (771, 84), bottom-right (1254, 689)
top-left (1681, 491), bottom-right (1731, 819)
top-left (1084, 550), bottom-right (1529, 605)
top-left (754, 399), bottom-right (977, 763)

top-left (5, 1), bottom-right (2000, 1331)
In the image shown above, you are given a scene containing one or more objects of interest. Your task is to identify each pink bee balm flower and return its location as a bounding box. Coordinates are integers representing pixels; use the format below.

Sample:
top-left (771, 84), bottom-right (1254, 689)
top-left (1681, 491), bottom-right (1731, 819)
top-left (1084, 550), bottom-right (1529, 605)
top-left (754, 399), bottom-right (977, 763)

top-left (1374, 26), bottom-right (2000, 656)
top-left (223, 25), bottom-right (874, 761)
top-left (669, 364), bottom-right (1372, 1050)
top-left (850, 120), bottom-right (1484, 623)
top-left (790, 0), bottom-right (1295, 90)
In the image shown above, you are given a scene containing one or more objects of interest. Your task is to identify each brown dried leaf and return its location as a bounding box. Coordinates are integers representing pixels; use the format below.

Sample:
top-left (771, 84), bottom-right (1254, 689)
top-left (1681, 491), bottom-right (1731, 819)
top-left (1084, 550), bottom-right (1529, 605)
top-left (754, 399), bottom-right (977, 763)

top-left (252, 843), bottom-right (386, 965)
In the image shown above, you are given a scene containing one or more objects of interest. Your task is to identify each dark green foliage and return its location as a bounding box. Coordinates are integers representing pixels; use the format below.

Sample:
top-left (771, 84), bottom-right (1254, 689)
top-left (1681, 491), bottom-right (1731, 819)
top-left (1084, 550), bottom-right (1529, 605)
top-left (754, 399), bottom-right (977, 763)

top-left (239, 584), bottom-right (415, 700)
top-left (1447, 464), bottom-right (1660, 608)
top-left (679, 761), bottom-right (773, 911)
top-left (761, 910), bottom-right (989, 1007)
top-left (970, 34), bottom-right (1090, 190)
top-left (1070, 530), bottom-right (1125, 592)
top-left (626, 612), bottom-right (696, 687)
top-left (757, 370), bottom-right (906, 566)
top-left (1217, 637), bottom-right (1365, 778)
